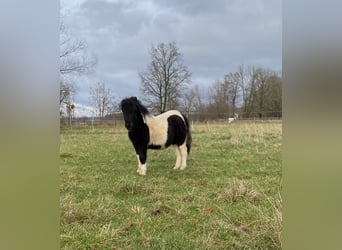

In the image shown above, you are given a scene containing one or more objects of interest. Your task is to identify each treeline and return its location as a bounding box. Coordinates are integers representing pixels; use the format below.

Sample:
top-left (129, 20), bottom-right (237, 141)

top-left (181, 65), bottom-right (282, 119)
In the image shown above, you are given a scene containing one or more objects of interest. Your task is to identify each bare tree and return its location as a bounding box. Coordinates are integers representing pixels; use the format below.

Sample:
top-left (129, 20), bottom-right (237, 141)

top-left (254, 68), bottom-right (270, 118)
top-left (60, 78), bottom-right (76, 105)
top-left (238, 65), bottom-right (251, 113)
top-left (181, 85), bottom-right (202, 116)
top-left (207, 80), bottom-right (230, 118)
top-left (60, 21), bottom-right (97, 75)
top-left (139, 41), bottom-right (192, 113)
top-left (224, 72), bottom-right (240, 116)
top-left (237, 65), bottom-right (258, 115)
top-left (60, 20), bottom-right (97, 107)
top-left (237, 65), bottom-right (282, 118)
top-left (90, 82), bottom-right (114, 120)
top-left (255, 70), bottom-right (282, 117)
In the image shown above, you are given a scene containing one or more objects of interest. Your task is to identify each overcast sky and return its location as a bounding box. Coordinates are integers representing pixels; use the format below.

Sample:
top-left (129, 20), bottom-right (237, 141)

top-left (61, 0), bottom-right (281, 116)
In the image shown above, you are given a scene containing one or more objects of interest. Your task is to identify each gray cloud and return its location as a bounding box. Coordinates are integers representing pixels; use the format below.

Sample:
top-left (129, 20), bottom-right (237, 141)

top-left (79, 0), bottom-right (151, 36)
top-left (62, 0), bottom-right (281, 107)
top-left (152, 0), bottom-right (230, 16)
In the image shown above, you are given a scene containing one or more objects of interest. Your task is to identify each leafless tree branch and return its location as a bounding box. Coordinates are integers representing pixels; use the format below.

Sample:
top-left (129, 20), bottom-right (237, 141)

top-left (139, 42), bottom-right (192, 113)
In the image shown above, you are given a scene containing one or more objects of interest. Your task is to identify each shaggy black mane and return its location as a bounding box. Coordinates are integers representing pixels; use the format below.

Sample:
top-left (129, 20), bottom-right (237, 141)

top-left (120, 96), bottom-right (149, 116)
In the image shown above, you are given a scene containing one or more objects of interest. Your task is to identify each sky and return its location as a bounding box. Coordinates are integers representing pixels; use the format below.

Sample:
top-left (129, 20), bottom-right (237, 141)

top-left (61, 0), bottom-right (281, 117)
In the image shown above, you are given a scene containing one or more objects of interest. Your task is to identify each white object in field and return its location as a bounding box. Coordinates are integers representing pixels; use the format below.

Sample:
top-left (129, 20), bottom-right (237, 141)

top-left (228, 113), bottom-right (239, 123)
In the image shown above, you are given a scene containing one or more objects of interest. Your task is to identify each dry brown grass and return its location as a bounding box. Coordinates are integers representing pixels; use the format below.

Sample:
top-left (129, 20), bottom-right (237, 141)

top-left (216, 179), bottom-right (263, 203)
top-left (192, 120), bottom-right (282, 147)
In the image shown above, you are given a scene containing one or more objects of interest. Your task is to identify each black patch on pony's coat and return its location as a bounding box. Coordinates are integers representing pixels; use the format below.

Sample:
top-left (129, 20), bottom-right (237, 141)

top-left (165, 115), bottom-right (187, 148)
top-left (148, 144), bottom-right (162, 149)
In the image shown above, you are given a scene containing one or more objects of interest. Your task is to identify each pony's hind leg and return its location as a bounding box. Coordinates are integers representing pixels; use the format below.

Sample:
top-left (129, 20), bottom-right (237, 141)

top-left (173, 145), bottom-right (182, 169)
top-left (179, 144), bottom-right (188, 170)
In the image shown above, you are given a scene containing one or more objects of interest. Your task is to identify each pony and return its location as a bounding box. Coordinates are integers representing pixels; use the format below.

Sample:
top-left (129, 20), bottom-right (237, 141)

top-left (120, 97), bottom-right (192, 175)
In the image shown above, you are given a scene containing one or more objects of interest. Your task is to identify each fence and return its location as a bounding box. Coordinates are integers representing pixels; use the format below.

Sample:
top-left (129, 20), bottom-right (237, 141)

top-left (60, 111), bottom-right (281, 127)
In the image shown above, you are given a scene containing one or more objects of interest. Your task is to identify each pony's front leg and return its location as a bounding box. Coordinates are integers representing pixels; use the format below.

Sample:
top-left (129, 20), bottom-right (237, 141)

top-left (136, 155), bottom-right (141, 173)
top-left (136, 148), bottom-right (147, 175)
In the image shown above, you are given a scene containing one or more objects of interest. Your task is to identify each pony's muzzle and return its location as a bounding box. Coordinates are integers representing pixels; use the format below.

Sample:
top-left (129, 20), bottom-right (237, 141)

top-left (125, 122), bottom-right (133, 130)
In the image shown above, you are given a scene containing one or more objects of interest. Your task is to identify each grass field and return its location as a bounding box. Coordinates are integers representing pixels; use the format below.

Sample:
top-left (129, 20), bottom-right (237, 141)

top-left (60, 121), bottom-right (282, 249)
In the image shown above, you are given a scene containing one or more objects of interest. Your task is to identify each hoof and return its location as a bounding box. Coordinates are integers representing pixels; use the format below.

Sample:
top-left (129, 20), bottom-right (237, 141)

top-left (138, 169), bottom-right (146, 175)
top-left (138, 164), bottom-right (146, 175)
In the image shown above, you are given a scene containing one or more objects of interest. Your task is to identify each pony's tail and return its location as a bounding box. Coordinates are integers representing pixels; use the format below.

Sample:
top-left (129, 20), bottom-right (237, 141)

top-left (182, 114), bottom-right (192, 154)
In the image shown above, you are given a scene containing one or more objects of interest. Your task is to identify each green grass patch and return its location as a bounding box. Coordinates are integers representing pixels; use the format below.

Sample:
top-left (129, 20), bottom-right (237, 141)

top-left (60, 121), bottom-right (282, 249)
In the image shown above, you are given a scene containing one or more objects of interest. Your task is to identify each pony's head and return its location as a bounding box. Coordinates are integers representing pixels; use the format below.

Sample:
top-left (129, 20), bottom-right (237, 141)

top-left (120, 97), bottom-right (149, 131)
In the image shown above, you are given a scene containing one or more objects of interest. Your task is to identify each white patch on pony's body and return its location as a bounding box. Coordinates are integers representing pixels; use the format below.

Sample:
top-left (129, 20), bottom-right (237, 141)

top-left (144, 110), bottom-right (184, 147)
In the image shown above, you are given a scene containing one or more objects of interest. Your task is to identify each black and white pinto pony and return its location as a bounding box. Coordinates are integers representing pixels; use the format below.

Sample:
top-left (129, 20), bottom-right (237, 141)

top-left (120, 97), bottom-right (192, 175)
